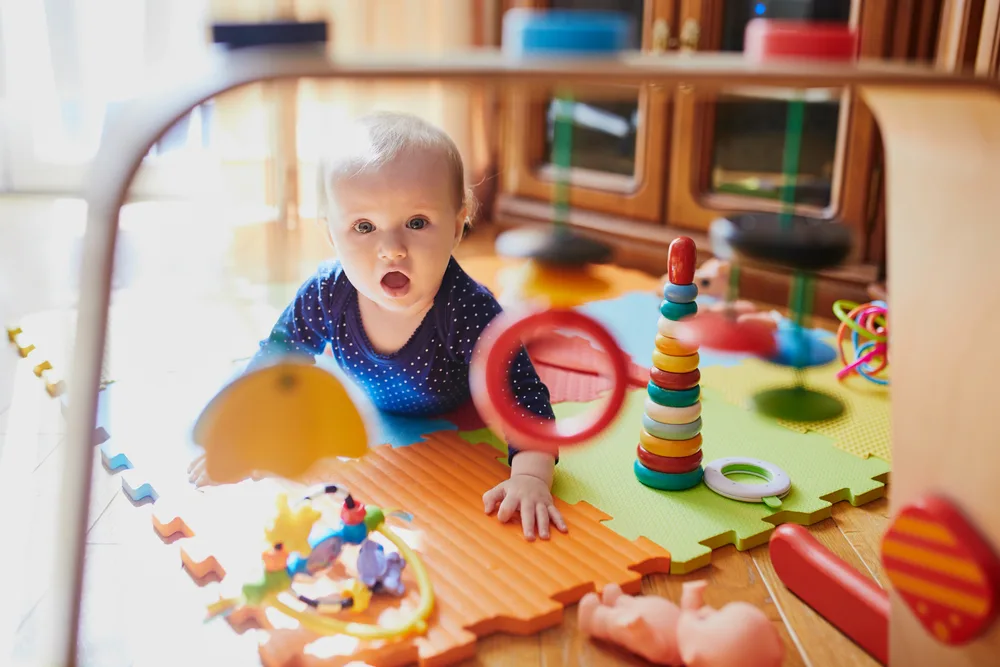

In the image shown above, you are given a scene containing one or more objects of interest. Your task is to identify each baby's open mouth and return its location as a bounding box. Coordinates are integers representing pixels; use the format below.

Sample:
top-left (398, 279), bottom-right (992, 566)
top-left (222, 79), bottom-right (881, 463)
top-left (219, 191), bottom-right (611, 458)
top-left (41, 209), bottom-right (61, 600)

top-left (380, 271), bottom-right (411, 297)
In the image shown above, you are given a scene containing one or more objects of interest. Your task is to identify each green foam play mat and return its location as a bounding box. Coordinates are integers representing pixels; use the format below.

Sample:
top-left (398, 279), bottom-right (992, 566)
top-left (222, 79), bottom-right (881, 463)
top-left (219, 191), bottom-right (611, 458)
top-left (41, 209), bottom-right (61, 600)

top-left (461, 386), bottom-right (889, 573)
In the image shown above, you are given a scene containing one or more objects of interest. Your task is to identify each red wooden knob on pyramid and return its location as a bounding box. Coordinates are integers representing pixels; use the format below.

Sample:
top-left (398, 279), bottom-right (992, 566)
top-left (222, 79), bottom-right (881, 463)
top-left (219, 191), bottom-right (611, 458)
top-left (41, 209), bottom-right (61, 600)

top-left (667, 237), bottom-right (697, 285)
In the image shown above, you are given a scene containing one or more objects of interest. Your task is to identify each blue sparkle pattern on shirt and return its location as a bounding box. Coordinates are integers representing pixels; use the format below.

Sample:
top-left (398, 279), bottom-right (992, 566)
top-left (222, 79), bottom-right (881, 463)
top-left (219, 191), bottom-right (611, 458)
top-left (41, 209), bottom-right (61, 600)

top-left (249, 258), bottom-right (555, 462)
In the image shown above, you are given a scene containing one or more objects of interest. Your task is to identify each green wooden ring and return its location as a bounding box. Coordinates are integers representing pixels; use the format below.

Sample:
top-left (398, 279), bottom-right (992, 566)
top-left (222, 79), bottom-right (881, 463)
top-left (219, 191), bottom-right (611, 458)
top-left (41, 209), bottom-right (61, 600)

top-left (634, 460), bottom-right (704, 491)
top-left (647, 383), bottom-right (700, 408)
top-left (659, 299), bottom-right (698, 321)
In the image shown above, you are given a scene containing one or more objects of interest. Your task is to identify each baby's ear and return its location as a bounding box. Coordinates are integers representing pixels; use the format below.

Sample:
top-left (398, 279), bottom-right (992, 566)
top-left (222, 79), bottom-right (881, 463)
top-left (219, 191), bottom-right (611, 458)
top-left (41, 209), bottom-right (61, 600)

top-left (453, 207), bottom-right (469, 248)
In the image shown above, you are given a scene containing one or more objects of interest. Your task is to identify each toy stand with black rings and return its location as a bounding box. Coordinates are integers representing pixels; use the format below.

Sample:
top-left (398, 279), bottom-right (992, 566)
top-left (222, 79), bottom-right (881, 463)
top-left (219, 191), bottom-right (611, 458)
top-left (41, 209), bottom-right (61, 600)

top-left (470, 11), bottom-right (634, 457)
top-left (45, 6), bottom-right (1000, 666)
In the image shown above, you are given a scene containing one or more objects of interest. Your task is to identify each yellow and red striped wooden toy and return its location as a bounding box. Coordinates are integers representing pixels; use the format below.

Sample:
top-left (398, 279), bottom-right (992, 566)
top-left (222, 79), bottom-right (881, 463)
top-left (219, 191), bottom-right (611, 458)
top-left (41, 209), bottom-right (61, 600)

top-left (881, 495), bottom-right (1000, 645)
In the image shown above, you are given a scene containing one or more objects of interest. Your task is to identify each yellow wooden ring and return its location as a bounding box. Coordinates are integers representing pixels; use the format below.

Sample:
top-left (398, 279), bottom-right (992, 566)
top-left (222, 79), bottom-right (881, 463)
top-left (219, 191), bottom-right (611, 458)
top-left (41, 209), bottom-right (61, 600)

top-left (655, 334), bottom-right (697, 356)
top-left (652, 350), bottom-right (700, 373)
top-left (639, 430), bottom-right (703, 457)
top-left (644, 397), bottom-right (702, 424)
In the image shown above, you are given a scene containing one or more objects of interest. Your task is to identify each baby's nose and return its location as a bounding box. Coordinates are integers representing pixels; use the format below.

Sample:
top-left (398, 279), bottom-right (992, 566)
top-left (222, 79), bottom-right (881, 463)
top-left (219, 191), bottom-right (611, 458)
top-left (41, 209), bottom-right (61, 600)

top-left (378, 236), bottom-right (407, 259)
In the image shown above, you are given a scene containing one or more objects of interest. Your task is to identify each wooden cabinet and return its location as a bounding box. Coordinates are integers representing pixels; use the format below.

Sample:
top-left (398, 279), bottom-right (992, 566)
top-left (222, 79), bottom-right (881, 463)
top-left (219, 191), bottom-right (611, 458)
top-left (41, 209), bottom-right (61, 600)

top-left (494, 0), bottom-right (944, 311)
top-left (500, 0), bottom-right (669, 223)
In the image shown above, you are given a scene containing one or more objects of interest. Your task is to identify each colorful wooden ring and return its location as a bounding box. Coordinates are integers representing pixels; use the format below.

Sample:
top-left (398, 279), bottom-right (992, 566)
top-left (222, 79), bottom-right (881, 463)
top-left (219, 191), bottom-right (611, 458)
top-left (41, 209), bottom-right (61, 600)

top-left (881, 495), bottom-right (1000, 646)
top-left (644, 397), bottom-right (701, 424)
top-left (642, 414), bottom-right (702, 441)
top-left (650, 368), bottom-right (701, 391)
top-left (663, 282), bottom-right (698, 304)
top-left (639, 430), bottom-right (703, 457)
top-left (657, 316), bottom-right (682, 338)
top-left (652, 350), bottom-right (700, 374)
top-left (634, 459), bottom-right (704, 491)
top-left (647, 383), bottom-right (700, 408)
top-left (470, 307), bottom-right (629, 453)
top-left (660, 300), bottom-right (698, 321)
top-left (636, 445), bottom-right (703, 474)
top-left (704, 457), bottom-right (791, 508)
top-left (655, 334), bottom-right (698, 356)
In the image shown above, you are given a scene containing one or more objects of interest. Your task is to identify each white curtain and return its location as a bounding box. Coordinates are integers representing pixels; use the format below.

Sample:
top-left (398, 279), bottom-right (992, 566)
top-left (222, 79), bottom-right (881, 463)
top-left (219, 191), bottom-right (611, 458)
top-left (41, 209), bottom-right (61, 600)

top-left (0, 0), bottom-right (498, 202)
top-left (0, 0), bottom-right (211, 193)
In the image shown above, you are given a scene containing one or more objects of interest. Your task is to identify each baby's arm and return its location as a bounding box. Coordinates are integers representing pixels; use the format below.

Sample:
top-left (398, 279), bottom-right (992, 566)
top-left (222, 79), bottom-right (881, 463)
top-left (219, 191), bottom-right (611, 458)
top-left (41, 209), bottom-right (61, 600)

top-left (482, 344), bottom-right (566, 540)
top-left (447, 276), bottom-right (565, 539)
top-left (246, 264), bottom-right (339, 372)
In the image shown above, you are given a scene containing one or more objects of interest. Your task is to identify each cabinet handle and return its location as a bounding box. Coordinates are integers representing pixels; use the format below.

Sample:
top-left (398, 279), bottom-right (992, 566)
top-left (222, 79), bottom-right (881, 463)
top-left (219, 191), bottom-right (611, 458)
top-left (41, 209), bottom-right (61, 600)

top-left (680, 18), bottom-right (700, 52)
top-left (652, 18), bottom-right (670, 53)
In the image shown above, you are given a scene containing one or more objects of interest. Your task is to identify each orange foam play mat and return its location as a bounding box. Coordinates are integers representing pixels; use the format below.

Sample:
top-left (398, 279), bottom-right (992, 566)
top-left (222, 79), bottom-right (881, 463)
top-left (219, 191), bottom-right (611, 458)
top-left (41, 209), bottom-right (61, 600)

top-left (153, 433), bottom-right (671, 666)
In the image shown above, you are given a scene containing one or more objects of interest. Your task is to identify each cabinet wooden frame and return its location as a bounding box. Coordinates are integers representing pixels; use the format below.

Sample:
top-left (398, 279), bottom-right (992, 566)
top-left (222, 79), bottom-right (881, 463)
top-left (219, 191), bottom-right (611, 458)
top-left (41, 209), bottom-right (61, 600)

top-left (937, 0), bottom-right (1000, 75)
top-left (494, 0), bottom-right (943, 311)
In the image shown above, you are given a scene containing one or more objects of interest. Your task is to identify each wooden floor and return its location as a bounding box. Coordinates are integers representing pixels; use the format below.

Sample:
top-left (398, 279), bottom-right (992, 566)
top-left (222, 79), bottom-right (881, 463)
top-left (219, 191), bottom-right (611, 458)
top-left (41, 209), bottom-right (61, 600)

top-left (0, 196), bottom-right (889, 667)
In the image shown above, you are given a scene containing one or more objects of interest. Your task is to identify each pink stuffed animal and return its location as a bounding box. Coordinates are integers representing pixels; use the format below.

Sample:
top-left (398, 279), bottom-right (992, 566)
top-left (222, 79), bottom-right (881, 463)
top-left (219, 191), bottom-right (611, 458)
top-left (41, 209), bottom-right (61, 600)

top-left (703, 299), bottom-right (781, 331)
top-left (677, 581), bottom-right (785, 667)
top-left (578, 583), bottom-right (682, 665)
top-left (578, 581), bottom-right (784, 667)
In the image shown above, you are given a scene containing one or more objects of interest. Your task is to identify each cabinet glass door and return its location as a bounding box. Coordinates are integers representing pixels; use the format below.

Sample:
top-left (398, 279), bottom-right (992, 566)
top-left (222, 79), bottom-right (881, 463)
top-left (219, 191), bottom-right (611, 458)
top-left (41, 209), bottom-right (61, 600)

top-left (500, 0), bottom-right (671, 223)
top-left (708, 0), bottom-right (851, 208)
top-left (539, 0), bottom-right (645, 179)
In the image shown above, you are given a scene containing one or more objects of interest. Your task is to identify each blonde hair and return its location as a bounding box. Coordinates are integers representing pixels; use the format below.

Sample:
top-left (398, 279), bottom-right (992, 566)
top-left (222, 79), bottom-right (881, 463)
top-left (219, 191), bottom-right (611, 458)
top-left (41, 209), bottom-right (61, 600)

top-left (317, 111), bottom-right (476, 234)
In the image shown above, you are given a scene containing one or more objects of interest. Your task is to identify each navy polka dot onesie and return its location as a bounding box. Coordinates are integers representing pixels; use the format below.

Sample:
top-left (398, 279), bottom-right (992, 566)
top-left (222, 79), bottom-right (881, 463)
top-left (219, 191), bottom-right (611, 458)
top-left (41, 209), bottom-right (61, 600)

top-left (249, 258), bottom-right (556, 463)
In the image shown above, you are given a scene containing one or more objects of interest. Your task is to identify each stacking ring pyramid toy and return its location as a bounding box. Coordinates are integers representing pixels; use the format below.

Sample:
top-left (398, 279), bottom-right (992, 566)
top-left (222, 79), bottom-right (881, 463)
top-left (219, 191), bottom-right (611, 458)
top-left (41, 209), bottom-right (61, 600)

top-left (634, 237), bottom-right (705, 491)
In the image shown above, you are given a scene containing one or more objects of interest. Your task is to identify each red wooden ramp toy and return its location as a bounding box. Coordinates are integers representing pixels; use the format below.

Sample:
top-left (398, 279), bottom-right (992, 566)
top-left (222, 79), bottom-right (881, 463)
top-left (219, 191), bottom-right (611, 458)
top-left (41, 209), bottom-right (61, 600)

top-left (770, 523), bottom-right (890, 664)
top-left (771, 495), bottom-right (1000, 663)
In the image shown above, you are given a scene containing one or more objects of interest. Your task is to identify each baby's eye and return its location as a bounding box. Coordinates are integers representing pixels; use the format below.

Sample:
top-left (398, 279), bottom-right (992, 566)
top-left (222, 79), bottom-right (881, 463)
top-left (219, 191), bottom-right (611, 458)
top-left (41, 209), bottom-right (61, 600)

top-left (353, 221), bottom-right (375, 234)
top-left (407, 217), bottom-right (429, 230)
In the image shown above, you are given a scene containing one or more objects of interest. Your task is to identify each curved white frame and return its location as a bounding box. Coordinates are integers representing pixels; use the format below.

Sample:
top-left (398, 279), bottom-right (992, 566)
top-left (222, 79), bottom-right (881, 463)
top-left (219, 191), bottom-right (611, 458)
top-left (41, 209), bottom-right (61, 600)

top-left (52, 45), bottom-right (1000, 666)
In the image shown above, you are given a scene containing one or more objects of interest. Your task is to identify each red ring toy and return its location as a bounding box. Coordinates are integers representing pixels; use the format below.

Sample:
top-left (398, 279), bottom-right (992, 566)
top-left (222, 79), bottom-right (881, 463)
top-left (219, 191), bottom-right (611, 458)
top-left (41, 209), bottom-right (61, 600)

top-left (636, 445), bottom-right (703, 474)
top-left (650, 368), bottom-right (701, 391)
top-left (470, 308), bottom-right (629, 453)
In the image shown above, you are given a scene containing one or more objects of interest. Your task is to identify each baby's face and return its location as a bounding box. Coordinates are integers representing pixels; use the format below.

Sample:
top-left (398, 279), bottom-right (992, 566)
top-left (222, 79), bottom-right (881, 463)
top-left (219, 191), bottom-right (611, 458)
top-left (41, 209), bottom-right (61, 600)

top-left (326, 149), bottom-right (464, 316)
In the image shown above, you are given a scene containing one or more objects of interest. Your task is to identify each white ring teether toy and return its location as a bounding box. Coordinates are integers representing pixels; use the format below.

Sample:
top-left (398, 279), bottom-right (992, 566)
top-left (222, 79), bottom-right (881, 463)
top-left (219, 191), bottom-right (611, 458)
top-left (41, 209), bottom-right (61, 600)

top-left (703, 457), bottom-right (791, 509)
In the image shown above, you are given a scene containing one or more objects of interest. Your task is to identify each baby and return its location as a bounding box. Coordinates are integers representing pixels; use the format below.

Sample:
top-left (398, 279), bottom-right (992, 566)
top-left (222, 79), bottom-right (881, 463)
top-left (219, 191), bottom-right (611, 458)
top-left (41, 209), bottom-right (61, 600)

top-left (190, 112), bottom-right (566, 541)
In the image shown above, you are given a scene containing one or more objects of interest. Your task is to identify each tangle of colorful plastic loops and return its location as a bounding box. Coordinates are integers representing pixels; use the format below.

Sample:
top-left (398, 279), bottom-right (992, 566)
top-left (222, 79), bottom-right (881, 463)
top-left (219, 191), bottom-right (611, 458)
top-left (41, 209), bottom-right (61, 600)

top-left (833, 300), bottom-right (889, 386)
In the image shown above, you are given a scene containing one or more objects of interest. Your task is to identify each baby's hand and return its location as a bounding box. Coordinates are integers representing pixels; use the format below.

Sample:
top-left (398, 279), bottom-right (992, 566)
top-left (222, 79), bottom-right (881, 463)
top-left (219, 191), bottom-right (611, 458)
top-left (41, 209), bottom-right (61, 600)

top-left (187, 452), bottom-right (268, 488)
top-left (483, 474), bottom-right (568, 541)
top-left (187, 452), bottom-right (215, 488)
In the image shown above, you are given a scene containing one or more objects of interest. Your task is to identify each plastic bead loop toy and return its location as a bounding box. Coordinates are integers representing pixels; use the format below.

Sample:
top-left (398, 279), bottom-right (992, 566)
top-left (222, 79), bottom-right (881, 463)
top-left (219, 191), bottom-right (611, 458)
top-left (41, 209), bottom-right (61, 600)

top-left (206, 485), bottom-right (434, 641)
top-left (833, 299), bottom-right (889, 386)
